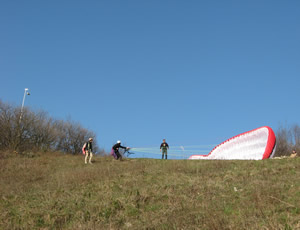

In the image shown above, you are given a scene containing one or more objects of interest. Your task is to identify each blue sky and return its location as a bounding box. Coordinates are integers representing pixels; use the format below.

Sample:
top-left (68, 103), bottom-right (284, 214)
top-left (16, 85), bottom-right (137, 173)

top-left (0, 1), bottom-right (299, 158)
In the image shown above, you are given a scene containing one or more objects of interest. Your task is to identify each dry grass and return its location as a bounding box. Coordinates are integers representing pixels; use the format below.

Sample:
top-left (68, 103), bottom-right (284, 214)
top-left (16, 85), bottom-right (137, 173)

top-left (0, 152), bottom-right (299, 229)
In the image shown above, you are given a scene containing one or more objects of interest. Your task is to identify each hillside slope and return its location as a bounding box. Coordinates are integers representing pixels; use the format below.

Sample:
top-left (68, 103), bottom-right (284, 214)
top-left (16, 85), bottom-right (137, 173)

top-left (0, 153), bottom-right (299, 229)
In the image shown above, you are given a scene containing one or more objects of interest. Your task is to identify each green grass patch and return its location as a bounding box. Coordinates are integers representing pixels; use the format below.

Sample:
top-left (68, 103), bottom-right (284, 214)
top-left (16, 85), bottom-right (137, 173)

top-left (0, 153), bottom-right (299, 229)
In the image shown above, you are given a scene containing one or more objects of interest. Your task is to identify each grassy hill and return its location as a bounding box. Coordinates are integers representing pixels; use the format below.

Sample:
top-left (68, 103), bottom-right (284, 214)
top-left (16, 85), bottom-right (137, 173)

top-left (0, 153), bottom-right (299, 229)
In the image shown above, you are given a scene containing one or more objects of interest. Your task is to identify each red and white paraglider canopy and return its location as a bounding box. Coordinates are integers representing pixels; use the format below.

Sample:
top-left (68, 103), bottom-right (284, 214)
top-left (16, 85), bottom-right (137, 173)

top-left (189, 126), bottom-right (276, 160)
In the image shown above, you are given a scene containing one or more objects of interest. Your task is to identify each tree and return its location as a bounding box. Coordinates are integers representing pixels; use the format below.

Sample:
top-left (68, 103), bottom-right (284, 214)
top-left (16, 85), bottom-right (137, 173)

top-left (275, 124), bottom-right (300, 156)
top-left (0, 100), bottom-right (100, 155)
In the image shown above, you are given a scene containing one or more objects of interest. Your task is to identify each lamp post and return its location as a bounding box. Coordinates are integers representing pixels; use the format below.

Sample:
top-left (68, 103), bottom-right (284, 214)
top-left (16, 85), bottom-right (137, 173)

top-left (19, 88), bottom-right (30, 123)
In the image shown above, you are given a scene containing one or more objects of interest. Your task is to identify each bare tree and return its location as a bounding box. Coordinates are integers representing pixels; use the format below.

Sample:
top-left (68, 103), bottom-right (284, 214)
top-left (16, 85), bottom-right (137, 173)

top-left (291, 124), bottom-right (300, 152)
top-left (0, 101), bottom-right (22, 151)
top-left (0, 100), bottom-right (99, 155)
top-left (275, 124), bottom-right (300, 157)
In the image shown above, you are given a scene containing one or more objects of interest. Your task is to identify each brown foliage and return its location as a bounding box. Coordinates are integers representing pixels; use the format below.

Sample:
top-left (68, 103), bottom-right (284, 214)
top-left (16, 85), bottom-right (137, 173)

top-left (0, 100), bottom-right (98, 154)
top-left (275, 124), bottom-right (300, 157)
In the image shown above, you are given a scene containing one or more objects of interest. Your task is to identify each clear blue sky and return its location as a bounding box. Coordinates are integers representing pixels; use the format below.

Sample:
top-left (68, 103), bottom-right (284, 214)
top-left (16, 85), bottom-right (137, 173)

top-left (1, 1), bottom-right (299, 158)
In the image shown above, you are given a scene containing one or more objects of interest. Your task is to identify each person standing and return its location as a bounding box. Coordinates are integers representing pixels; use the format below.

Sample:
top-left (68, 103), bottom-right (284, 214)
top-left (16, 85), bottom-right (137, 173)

top-left (160, 139), bottom-right (169, 160)
top-left (82, 138), bottom-right (93, 164)
top-left (112, 140), bottom-right (130, 161)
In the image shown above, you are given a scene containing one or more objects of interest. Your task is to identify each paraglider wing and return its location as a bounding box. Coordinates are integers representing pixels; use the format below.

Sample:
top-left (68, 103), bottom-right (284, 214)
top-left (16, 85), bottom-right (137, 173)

top-left (189, 126), bottom-right (276, 160)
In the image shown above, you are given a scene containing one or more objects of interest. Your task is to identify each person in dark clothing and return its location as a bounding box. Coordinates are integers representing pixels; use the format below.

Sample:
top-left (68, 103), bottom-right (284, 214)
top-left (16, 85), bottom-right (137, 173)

top-left (83, 138), bottom-right (93, 164)
top-left (112, 140), bottom-right (129, 160)
top-left (160, 139), bottom-right (169, 159)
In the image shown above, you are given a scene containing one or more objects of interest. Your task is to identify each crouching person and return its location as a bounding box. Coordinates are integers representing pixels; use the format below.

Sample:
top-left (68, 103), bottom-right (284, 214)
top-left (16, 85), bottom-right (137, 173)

top-left (82, 138), bottom-right (93, 164)
top-left (111, 140), bottom-right (130, 161)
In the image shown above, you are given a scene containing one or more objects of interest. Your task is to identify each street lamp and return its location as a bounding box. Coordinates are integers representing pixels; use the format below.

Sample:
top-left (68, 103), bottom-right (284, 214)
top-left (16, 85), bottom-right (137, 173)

top-left (19, 88), bottom-right (30, 123)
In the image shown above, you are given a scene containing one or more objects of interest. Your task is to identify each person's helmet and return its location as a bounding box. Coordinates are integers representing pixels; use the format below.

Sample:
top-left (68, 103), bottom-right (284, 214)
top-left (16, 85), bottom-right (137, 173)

top-left (117, 140), bottom-right (121, 144)
top-left (89, 138), bottom-right (93, 141)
